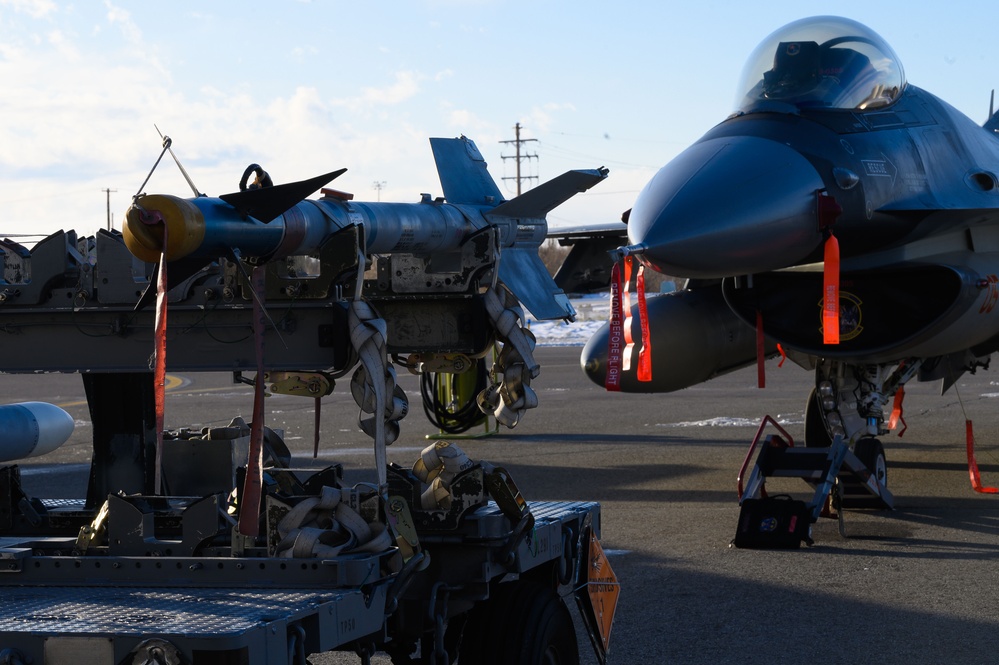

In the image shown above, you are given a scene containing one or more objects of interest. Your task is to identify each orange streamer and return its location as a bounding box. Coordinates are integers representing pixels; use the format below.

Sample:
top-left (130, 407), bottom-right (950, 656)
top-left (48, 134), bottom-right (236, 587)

top-left (823, 232), bottom-right (840, 345)
top-left (888, 386), bottom-right (907, 437)
top-left (636, 265), bottom-right (652, 382)
top-left (967, 420), bottom-right (999, 494)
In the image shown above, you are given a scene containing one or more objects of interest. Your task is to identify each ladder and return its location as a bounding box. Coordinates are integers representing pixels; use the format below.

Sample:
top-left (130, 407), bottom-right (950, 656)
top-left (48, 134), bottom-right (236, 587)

top-left (735, 416), bottom-right (892, 546)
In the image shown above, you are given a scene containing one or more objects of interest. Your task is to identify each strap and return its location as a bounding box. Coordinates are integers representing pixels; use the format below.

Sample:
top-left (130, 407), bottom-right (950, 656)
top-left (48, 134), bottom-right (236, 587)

top-left (348, 299), bottom-right (409, 490)
top-left (476, 284), bottom-right (541, 427)
top-left (152, 223), bottom-right (168, 494)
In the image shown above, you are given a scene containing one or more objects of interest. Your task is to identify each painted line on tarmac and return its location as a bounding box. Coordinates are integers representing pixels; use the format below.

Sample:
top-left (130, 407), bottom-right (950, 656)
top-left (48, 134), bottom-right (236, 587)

top-left (53, 375), bottom-right (209, 408)
top-left (19, 463), bottom-right (91, 476)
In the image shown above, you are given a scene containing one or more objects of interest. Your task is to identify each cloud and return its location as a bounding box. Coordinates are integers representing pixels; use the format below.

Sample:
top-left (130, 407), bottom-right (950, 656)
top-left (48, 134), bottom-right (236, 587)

top-left (332, 71), bottom-right (423, 113)
top-left (0, 0), bottom-right (56, 19)
top-left (525, 102), bottom-right (577, 133)
top-left (103, 0), bottom-right (141, 44)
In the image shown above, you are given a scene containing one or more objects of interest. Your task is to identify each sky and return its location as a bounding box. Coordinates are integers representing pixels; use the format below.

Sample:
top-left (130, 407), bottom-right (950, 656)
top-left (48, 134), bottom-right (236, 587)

top-left (1, 0), bottom-right (998, 242)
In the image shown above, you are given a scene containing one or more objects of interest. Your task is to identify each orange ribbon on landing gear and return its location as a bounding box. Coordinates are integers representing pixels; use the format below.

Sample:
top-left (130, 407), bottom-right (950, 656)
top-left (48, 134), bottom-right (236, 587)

top-left (966, 420), bottom-right (999, 494)
top-left (887, 386), bottom-right (907, 437)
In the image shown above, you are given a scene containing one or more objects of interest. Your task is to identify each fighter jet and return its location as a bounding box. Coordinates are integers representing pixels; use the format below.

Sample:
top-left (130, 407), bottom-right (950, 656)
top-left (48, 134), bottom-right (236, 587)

top-left (571, 15), bottom-right (999, 490)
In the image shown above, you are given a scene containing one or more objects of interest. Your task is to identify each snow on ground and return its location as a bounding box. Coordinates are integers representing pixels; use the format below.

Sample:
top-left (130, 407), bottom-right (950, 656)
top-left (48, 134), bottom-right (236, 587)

top-left (526, 293), bottom-right (608, 347)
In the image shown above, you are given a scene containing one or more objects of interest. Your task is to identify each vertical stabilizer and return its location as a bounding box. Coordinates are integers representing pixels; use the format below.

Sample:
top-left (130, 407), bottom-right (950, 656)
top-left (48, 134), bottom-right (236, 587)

top-left (430, 136), bottom-right (506, 206)
top-left (985, 90), bottom-right (999, 132)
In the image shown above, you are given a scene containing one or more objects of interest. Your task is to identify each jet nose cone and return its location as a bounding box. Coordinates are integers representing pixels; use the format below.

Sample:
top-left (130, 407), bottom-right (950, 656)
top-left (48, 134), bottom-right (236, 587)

top-left (628, 136), bottom-right (825, 277)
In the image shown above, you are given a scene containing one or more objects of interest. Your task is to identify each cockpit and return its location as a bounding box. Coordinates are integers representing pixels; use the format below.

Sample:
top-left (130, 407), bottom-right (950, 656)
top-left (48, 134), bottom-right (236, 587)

top-left (734, 16), bottom-right (905, 113)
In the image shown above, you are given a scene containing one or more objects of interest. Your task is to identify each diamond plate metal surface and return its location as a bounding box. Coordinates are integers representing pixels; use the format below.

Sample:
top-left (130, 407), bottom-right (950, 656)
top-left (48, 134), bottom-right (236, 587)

top-left (0, 587), bottom-right (339, 636)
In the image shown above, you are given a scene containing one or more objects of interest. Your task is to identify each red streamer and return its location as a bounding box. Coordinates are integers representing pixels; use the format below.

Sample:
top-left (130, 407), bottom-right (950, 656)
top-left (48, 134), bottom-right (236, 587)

top-left (755, 310), bottom-right (766, 389)
top-left (238, 265), bottom-right (268, 536)
top-left (887, 386), bottom-right (907, 437)
top-left (635, 265), bottom-right (652, 382)
top-left (823, 232), bottom-right (840, 345)
top-left (605, 261), bottom-right (624, 391)
top-left (621, 257), bottom-right (634, 371)
top-left (967, 420), bottom-right (999, 494)
top-left (152, 226), bottom-right (168, 495)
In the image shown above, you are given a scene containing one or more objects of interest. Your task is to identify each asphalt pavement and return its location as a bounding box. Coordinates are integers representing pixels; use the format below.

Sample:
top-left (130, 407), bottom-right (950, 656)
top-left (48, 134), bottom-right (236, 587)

top-left (6, 347), bottom-right (999, 664)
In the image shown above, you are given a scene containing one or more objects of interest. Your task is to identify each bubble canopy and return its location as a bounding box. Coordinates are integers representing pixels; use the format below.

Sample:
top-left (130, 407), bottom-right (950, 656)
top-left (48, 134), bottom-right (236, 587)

top-left (734, 16), bottom-right (905, 113)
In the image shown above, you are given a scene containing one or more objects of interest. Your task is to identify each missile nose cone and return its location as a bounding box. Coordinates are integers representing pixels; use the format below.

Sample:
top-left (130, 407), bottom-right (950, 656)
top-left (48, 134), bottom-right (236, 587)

top-left (627, 136), bottom-right (825, 277)
top-left (0, 402), bottom-right (75, 462)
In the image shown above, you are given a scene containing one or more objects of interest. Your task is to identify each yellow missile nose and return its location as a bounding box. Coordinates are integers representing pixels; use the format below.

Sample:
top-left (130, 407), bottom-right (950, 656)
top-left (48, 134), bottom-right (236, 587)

top-left (123, 194), bottom-right (206, 263)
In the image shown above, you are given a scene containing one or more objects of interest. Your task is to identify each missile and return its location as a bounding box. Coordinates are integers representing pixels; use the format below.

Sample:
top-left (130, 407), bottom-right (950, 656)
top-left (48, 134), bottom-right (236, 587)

top-left (580, 285), bottom-right (777, 392)
top-left (0, 402), bottom-right (75, 462)
top-left (123, 136), bottom-right (607, 320)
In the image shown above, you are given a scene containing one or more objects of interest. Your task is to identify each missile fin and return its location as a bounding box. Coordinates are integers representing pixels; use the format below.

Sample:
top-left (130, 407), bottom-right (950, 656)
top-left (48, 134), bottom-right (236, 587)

top-left (490, 168), bottom-right (608, 219)
top-left (499, 248), bottom-right (576, 321)
top-left (220, 168), bottom-right (347, 223)
top-left (430, 136), bottom-right (506, 206)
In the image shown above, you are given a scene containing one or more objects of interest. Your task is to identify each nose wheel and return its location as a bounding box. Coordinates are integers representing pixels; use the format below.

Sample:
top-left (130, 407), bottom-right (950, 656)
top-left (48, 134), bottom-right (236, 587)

top-left (854, 437), bottom-right (887, 486)
top-left (840, 437), bottom-right (889, 509)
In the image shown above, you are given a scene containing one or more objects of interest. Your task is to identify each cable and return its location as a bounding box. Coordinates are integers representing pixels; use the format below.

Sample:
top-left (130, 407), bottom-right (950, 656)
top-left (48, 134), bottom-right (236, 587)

top-left (420, 358), bottom-right (487, 434)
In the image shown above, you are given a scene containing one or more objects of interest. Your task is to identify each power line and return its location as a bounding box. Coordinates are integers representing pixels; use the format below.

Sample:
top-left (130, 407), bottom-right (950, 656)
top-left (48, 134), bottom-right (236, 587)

top-left (499, 122), bottom-right (538, 196)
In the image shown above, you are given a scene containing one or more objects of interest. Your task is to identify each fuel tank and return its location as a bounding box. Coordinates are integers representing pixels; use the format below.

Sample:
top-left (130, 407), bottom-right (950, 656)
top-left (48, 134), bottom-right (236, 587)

top-left (581, 285), bottom-right (775, 393)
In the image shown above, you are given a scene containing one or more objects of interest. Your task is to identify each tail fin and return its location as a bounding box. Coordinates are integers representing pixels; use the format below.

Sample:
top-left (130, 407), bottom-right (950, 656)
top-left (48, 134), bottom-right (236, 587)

top-left (430, 136), bottom-right (505, 206)
top-left (985, 90), bottom-right (999, 132)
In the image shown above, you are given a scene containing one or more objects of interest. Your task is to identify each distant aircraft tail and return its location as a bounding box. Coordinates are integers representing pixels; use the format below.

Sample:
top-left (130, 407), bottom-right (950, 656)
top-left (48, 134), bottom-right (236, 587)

top-left (985, 90), bottom-right (999, 132)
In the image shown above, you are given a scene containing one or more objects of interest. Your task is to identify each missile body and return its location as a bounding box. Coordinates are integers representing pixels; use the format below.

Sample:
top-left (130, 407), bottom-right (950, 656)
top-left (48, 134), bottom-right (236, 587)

top-left (125, 193), bottom-right (486, 263)
top-left (581, 286), bottom-right (776, 392)
top-left (0, 402), bottom-right (75, 462)
top-left (123, 137), bottom-right (606, 321)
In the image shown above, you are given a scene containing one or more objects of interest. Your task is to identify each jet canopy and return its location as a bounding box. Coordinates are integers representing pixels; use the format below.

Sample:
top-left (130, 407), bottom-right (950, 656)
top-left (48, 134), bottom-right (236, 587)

top-left (735, 16), bottom-right (905, 113)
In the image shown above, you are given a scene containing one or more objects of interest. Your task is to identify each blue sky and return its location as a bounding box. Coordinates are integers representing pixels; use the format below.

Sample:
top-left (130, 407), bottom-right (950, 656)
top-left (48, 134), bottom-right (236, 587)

top-left (1, 0), bottom-right (997, 240)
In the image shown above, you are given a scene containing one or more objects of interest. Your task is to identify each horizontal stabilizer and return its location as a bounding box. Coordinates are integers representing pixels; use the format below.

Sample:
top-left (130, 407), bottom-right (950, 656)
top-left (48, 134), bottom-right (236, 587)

top-left (430, 136), bottom-right (506, 206)
top-left (490, 168), bottom-right (608, 219)
top-left (220, 168), bottom-right (346, 223)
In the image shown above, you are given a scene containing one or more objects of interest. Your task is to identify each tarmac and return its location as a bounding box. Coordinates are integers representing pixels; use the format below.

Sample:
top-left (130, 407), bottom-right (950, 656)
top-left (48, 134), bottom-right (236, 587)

top-left (7, 346), bottom-right (999, 664)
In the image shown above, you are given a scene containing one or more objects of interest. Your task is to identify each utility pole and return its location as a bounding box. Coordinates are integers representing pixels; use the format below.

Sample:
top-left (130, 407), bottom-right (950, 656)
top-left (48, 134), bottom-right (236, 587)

top-left (499, 123), bottom-right (538, 196)
top-left (373, 181), bottom-right (386, 202)
top-left (102, 188), bottom-right (117, 230)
